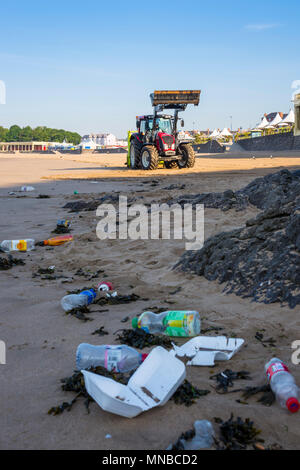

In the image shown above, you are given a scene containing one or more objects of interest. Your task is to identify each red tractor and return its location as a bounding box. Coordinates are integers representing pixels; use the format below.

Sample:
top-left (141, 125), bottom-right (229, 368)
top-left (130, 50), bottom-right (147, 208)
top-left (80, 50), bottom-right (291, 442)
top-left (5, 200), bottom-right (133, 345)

top-left (128, 90), bottom-right (201, 170)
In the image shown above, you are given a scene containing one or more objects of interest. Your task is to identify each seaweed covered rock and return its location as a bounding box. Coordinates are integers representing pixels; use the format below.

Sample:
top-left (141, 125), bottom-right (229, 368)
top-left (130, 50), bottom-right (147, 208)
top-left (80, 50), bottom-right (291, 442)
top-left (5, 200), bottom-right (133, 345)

top-left (175, 194), bottom-right (300, 308)
top-left (169, 169), bottom-right (300, 212)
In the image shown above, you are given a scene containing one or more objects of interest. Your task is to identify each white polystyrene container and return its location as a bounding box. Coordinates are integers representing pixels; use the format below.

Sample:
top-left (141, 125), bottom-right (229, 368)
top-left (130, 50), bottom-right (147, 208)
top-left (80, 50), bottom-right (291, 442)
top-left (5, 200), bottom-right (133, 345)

top-left (82, 346), bottom-right (186, 418)
top-left (170, 335), bottom-right (244, 366)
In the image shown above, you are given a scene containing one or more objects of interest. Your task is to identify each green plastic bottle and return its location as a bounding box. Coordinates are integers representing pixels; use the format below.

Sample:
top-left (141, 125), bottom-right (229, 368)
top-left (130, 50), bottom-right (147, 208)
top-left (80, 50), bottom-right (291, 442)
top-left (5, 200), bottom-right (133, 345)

top-left (132, 310), bottom-right (200, 337)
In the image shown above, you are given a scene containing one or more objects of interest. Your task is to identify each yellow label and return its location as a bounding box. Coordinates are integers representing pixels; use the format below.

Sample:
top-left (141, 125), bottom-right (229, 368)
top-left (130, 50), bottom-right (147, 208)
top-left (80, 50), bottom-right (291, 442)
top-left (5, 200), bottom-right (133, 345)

top-left (16, 240), bottom-right (27, 251)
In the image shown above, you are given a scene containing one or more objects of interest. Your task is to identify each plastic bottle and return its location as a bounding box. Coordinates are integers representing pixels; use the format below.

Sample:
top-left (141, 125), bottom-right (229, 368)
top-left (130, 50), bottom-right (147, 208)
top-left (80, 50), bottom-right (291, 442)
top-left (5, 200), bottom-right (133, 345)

top-left (42, 235), bottom-right (73, 246)
top-left (167, 420), bottom-right (214, 450)
top-left (0, 239), bottom-right (35, 252)
top-left (265, 357), bottom-right (300, 413)
top-left (132, 310), bottom-right (200, 337)
top-left (61, 289), bottom-right (96, 312)
top-left (76, 343), bottom-right (148, 372)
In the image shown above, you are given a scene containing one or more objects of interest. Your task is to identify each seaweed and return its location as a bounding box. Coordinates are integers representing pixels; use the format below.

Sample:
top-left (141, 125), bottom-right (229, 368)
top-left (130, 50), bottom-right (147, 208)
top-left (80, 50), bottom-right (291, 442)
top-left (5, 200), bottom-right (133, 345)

top-left (170, 379), bottom-right (210, 406)
top-left (239, 384), bottom-right (275, 407)
top-left (65, 306), bottom-right (94, 322)
top-left (95, 293), bottom-right (144, 305)
top-left (48, 366), bottom-right (132, 415)
top-left (52, 225), bottom-right (71, 234)
top-left (91, 326), bottom-right (109, 336)
top-left (214, 414), bottom-right (263, 450)
top-left (210, 369), bottom-right (252, 394)
top-left (255, 331), bottom-right (277, 348)
top-left (114, 328), bottom-right (173, 349)
top-left (0, 255), bottom-right (25, 270)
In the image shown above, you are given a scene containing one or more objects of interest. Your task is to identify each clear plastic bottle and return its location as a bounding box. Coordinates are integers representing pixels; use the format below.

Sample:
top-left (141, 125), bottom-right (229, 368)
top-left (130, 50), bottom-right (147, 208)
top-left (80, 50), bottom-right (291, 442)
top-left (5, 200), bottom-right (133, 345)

top-left (61, 289), bottom-right (96, 312)
top-left (76, 343), bottom-right (148, 372)
top-left (132, 310), bottom-right (200, 337)
top-left (0, 239), bottom-right (35, 252)
top-left (265, 357), bottom-right (300, 413)
top-left (167, 420), bottom-right (214, 450)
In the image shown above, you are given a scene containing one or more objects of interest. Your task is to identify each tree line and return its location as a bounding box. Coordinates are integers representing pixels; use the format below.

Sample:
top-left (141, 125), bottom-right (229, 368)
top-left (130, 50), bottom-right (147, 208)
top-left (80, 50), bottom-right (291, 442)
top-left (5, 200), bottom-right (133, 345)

top-left (0, 125), bottom-right (81, 145)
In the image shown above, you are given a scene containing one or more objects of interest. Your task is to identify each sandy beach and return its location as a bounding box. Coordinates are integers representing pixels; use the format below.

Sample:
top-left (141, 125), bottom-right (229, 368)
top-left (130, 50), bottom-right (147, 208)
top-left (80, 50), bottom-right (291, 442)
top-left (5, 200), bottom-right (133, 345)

top-left (1, 150), bottom-right (300, 450)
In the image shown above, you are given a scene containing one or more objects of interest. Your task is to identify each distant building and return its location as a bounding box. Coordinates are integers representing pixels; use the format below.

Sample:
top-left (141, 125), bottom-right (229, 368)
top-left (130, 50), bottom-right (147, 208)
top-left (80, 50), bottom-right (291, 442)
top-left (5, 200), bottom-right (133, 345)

top-left (81, 133), bottom-right (118, 147)
top-left (263, 112), bottom-right (287, 123)
top-left (0, 141), bottom-right (51, 152)
top-left (294, 94), bottom-right (300, 136)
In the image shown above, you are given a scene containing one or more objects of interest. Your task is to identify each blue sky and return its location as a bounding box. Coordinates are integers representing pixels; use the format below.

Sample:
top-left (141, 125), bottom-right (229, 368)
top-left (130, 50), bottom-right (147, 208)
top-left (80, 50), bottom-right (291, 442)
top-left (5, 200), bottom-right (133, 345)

top-left (0, 0), bottom-right (299, 137)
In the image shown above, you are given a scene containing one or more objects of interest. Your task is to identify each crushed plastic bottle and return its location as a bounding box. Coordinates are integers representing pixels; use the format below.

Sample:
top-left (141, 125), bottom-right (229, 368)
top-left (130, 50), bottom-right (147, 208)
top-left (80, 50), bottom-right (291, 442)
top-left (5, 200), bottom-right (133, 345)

top-left (61, 289), bottom-right (96, 312)
top-left (0, 239), bottom-right (35, 252)
top-left (265, 357), bottom-right (300, 413)
top-left (132, 310), bottom-right (200, 337)
top-left (167, 420), bottom-right (214, 450)
top-left (76, 344), bottom-right (148, 372)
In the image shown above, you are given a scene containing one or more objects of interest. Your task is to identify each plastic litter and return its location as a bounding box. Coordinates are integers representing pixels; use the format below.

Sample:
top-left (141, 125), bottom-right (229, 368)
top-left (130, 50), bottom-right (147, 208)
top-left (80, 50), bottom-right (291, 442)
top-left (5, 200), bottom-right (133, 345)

top-left (0, 239), bottom-right (35, 252)
top-left (265, 357), bottom-right (300, 413)
top-left (61, 289), bottom-right (96, 312)
top-left (132, 310), bottom-right (200, 337)
top-left (20, 186), bottom-right (35, 191)
top-left (170, 335), bottom-right (244, 366)
top-left (167, 420), bottom-right (214, 450)
top-left (76, 344), bottom-right (148, 373)
top-left (40, 234), bottom-right (73, 246)
top-left (82, 346), bottom-right (186, 418)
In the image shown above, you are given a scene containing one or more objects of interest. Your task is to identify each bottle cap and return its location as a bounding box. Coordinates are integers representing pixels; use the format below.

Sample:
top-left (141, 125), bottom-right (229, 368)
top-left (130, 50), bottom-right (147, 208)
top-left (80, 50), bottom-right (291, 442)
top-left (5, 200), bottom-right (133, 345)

top-left (286, 397), bottom-right (300, 413)
top-left (132, 317), bottom-right (139, 329)
top-left (141, 353), bottom-right (148, 362)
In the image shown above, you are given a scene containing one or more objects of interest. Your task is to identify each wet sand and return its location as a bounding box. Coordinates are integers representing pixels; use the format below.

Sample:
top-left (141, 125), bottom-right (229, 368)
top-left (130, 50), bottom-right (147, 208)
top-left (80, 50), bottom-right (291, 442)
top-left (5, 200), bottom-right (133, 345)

top-left (1, 151), bottom-right (300, 450)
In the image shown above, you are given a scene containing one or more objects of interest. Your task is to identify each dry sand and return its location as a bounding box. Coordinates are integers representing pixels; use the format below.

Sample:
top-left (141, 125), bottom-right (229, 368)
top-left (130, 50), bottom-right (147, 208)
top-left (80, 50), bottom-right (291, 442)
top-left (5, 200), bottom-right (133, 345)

top-left (1, 150), bottom-right (300, 450)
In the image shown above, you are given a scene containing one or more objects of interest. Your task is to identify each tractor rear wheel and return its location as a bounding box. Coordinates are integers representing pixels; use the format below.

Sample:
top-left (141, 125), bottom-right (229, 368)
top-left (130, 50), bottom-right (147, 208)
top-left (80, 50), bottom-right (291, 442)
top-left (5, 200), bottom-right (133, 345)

top-left (164, 161), bottom-right (178, 169)
top-left (129, 141), bottom-right (141, 169)
top-left (141, 145), bottom-right (159, 170)
top-left (178, 143), bottom-right (195, 168)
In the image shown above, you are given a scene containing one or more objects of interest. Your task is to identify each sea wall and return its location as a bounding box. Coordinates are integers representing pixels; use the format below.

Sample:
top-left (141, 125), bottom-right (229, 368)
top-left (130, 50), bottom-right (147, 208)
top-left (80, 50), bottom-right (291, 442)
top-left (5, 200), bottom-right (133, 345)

top-left (238, 132), bottom-right (300, 151)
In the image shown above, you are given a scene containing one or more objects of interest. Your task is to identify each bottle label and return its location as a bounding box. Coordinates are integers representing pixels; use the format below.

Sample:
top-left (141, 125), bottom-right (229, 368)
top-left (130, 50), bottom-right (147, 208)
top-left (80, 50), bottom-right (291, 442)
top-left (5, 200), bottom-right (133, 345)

top-left (165, 311), bottom-right (197, 337)
top-left (104, 347), bottom-right (123, 372)
top-left (79, 289), bottom-right (96, 305)
top-left (266, 361), bottom-right (289, 382)
top-left (11, 240), bottom-right (27, 251)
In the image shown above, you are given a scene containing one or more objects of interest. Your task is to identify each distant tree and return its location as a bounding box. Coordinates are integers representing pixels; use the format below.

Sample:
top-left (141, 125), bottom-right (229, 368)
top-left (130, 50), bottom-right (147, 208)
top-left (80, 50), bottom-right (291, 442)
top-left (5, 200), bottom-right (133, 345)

top-left (1, 125), bottom-right (81, 144)
top-left (6, 125), bottom-right (22, 141)
top-left (0, 126), bottom-right (8, 141)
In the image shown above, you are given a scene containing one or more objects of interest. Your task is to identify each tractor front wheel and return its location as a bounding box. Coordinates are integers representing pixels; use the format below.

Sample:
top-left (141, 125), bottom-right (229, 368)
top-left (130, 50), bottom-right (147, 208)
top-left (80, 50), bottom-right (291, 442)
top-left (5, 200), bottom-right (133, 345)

top-left (129, 141), bottom-right (141, 169)
top-left (141, 146), bottom-right (159, 170)
top-left (178, 143), bottom-right (195, 168)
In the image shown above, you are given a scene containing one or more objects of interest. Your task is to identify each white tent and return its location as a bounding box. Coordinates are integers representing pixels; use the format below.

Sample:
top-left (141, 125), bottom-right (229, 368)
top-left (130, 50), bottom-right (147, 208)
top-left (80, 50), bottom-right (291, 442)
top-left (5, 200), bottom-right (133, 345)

top-left (277, 109), bottom-right (295, 127)
top-left (210, 129), bottom-right (220, 138)
top-left (265, 112), bottom-right (283, 128)
top-left (257, 116), bottom-right (269, 129)
top-left (220, 127), bottom-right (232, 137)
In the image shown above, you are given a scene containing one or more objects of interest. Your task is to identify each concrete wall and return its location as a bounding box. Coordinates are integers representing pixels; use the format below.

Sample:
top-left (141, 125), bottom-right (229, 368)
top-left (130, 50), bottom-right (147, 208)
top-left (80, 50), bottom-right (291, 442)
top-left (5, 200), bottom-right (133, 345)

top-left (238, 132), bottom-right (300, 151)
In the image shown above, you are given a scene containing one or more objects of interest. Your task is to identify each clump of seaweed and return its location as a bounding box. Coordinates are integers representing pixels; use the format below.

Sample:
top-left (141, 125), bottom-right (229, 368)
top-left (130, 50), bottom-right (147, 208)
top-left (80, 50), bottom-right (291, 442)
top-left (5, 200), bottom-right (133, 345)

top-left (238, 384), bottom-right (275, 407)
top-left (95, 293), bottom-right (146, 305)
top-left (91, 326), bottom-right (109, 336)
top-left (114, 328), bottom-right (173, 349)
top-left (0, 255), bottom-right (25, 270)
top-left (214, 414), bottom-right (263, 450)
top-left (255, 331), bottom-right (277, 348)
top-left (48, 366), bottom-right (132, 416)
top-left (65, 306), bottom-right (94, 322)
top-left (210, 369), bottom-right (252, 394)
top-left (171, 379), bottom-right (210, 406)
